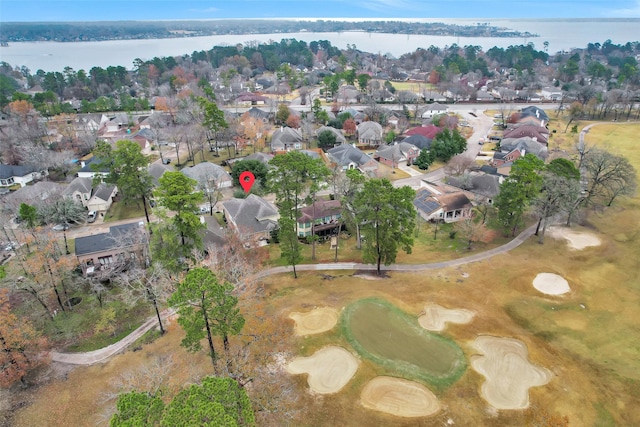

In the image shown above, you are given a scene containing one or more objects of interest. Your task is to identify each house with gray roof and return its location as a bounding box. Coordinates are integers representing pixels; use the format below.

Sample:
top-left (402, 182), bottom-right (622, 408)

top-left (244, 152), bottom-right (274, 164)
top-left (420, 102), bottom-right (449, 119)
top-left (403, 134), bottom-right (432, 150)
top-left (2, 181), bottom-right (64, 212)
top-left (77, 157), bottom-right (109, 179)
top-left (75, 221), bottom-right (147, 276)
top-left (222, 194), bottom-right (279, 246)
top-left (520, 106), bottom-right (549, 122)
top-left (0, 164), bottom-right (45, 188)
top-left (327, 144), bottom-right (379, 174)
top-left (245, 107), bottom-right (270, 122)
top-left (181, 162), bottom-right (232, 189)
top-left (270, 127), bottom-right (304, 152)
top-left (316, 126), bottom-right (346, 144)
top-left (447, 173), bottom-right (503, 205)
top-left (86, 184), bottom-right (117, 213)
top-left (63, 177), bottom-right (93, 207)
top-left (148, 163), bottom-right (174, 187)
top-left (356, 121), bottom-right (383, 146)
top-left (374, 142), bottom-right (420, 167)
top-left (499, 137), bottom-right (548, 160)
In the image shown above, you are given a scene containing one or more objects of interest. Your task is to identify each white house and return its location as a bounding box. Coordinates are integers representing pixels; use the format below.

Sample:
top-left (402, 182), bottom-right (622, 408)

top-left (421, 102), bottom-right (449, 119)
top-left (0, 165), bottom-right (46, 188)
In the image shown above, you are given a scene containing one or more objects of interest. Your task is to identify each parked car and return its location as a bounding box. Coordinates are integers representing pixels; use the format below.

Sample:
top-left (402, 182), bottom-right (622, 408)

top-left (4, 242), bottom-right (19, 251)
top-left (87, 211), bottom-right (97, 223)
top-left (53, 223), bottom-right (70, 231)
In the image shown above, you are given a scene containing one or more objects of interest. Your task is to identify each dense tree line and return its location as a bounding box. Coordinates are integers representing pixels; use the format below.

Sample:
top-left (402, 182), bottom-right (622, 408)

top-left (1, 20), bottom-right (533, 43)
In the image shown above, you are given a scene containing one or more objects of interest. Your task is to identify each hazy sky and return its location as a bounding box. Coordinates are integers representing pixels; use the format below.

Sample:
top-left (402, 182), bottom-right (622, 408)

top-left (2, 0), bottom-right (640, 21)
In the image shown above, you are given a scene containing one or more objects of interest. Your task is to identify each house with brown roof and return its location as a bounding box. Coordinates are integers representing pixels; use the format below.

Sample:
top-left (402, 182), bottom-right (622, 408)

top-left (503, 125), bottom-right (549, 145)
top-left (413, 182), bottom-right (473, 223)
top-left (296, 199), bottom-right (342, 238)
top-left (235, 92), bottom-right (269, 106)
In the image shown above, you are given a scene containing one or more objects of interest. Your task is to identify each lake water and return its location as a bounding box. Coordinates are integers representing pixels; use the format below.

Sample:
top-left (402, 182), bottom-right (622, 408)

top-left (1, 19), bottom-right (638, 72)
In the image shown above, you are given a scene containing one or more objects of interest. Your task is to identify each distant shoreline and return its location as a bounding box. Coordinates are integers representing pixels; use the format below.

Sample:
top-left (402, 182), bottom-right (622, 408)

top-left (0, 19), bottom-right (538, 43)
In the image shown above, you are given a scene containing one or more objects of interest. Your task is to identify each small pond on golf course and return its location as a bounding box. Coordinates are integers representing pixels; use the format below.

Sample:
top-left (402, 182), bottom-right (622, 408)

top-left (342, 298), bottom-right (466, 388)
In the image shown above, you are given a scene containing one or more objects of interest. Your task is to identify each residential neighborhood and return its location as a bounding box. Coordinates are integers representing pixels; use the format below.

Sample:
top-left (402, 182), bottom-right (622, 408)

top-left (0, 29), bottom-right (639, 427)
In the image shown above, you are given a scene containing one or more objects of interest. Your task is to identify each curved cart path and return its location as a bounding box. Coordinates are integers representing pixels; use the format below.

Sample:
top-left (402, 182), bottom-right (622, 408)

top-left (52, 224), bottom-right (536, 365)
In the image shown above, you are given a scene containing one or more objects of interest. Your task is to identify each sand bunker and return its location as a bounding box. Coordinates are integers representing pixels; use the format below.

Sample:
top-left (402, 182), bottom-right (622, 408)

top-left (360, 376), bottom-right (441, 417)
top-left (533, 273), bottom-right (571, 295)
top-left (471, 336), bottom-right (553, 410)
top-left (289, 307), bottom-right (338, 336)
top-left (547, 226), bottom-right (601, 250)
top-left (286, 346), bottom-right (359, 394)
top-left (418, 303), bottom-right (475, 331)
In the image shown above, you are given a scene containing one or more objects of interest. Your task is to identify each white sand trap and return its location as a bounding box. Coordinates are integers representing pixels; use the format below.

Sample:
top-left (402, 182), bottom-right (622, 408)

top-left (286, 346), bottom-right (359, 394)
top-left (471, 336), bottom-right (553, 410)
top-left (360, 376), bottom-right (441, 417)
top-left (533, 273), bottom-right (571, 295)
top-left (547, 226), bottom-right (601, 250)
top-left (418, 303), bottom-right (475, 331)
top-left (289, 307), bottom-right (338, 336)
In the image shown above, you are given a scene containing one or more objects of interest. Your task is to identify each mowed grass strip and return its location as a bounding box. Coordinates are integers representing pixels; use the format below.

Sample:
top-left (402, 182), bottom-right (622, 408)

top-left (340, 297), bottom-right (466, 391)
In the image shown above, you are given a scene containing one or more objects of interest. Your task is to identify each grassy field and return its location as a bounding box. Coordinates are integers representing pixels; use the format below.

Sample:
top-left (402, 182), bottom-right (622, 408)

top-left (266, 220), bottom-right (507, 267)
top-left (388, 81), bottom-right (435, 93)
top-left (11, 121), bottom-right (640, 426)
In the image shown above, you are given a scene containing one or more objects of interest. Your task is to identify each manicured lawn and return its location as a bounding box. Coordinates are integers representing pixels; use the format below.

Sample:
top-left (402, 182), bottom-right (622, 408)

top-left (341, 297), bottom-right (466, 391)
top-left (103, 200), bottom-right (146, 222)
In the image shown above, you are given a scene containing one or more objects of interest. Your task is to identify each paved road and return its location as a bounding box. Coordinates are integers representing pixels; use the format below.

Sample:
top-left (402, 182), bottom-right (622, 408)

top-left (52, 223), bottom-right (536, 365)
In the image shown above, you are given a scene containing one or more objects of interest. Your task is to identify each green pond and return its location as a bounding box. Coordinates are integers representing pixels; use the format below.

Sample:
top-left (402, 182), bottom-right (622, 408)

top-left (342, 298), bottom-right (466, 388)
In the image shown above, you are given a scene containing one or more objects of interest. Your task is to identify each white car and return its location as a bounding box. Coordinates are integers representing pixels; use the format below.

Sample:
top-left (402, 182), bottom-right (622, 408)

top-left (4, 242), bottom-right (19, 251)
top-left (53, 223), bottom-right (70, 231)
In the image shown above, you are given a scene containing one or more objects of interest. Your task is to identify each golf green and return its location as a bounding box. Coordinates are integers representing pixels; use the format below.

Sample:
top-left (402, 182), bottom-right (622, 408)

top-left (342, 298), bottom-right (466, 388)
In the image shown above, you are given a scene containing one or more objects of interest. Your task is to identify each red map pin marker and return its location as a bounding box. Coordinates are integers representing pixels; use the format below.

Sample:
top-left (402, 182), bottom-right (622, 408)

top-left (239, 171), bottom-right (255, 193)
